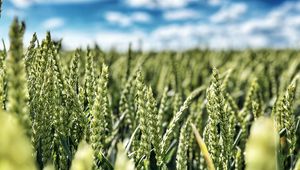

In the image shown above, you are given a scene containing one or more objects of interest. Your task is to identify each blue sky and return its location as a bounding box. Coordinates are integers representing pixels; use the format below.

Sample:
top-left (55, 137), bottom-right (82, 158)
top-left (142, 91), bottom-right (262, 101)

top-left (0, 0), bottom-right (300, 50)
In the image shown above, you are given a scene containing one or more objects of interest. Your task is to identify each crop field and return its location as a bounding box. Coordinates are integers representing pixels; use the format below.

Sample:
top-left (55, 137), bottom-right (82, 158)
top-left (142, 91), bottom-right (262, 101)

top-left (0, 1), bottom-right (300, 170)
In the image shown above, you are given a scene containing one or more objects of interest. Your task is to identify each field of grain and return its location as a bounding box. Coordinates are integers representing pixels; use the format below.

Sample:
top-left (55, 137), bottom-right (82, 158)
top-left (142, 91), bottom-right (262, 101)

top-left (0, 1), bottom-right (300, 170)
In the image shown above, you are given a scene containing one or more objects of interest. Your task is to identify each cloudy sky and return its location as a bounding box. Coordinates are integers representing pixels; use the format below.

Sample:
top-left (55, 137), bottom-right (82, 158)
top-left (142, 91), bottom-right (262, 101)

top-left (0, 0), bottom-right (300, 51)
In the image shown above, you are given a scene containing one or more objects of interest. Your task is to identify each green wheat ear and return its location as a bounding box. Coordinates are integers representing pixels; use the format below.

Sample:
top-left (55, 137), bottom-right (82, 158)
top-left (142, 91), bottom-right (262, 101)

top-left (283, 79), bottom-right (298, 157)
top-left (84, 48), bottom-right (95, 111)
top-left (240, 78), bottom-right (262, 121)
top-left (7, 17), bottom-right (31, 138)
top-left (146, 87), bottom-right (160, 158)
top-left (205, 67), bottom-right (231, 169)
top-left (272, 76), bottom-right (298, 159)
top-left (159, 86), bottom-right (204, 166)
top-left (90, 64), bottom-right (109, 166)
top-left (68, 49), bottom-right (80, 94)
top-left (176, 117), bottom-right (191, 170)
top-left (135, 69), bottom-right (151, 168)
top-left (245, 117), bottom-right (279, 170)
top-left (0, 41), bottom-right (5, 110)
top-left (0, 68), bottom-right (4, 110)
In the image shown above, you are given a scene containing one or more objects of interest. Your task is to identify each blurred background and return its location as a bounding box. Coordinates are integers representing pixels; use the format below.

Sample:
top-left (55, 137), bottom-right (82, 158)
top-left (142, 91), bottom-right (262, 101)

top-left (0, 0), bottom-right (300, 51)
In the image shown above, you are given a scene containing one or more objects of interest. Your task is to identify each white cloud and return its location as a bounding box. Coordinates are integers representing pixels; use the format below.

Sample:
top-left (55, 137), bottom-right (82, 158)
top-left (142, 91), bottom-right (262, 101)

top-left (131, 12), bottom-right (151, 23)
top-left (4, 8), bottom-right (26, 17)
top-left (210, 3), bottom-right (248, 23)
top-left (35, 0), bottom-right (99, 3)
top-left (285, 15), bottom-right (300, 27)
top-left (7, 0), bottom-right (300, 51)
top-left (238, 1), bottom-right (300, 37)
top-left (95, 31), bottom-right (145, 50)
top-left (126, 0), bottom-right (195, 9)
top-left (125, 0), bottom-right (155, 8)
top-left (150, 25), bottom-right (199, 50)
top-left (33, 9), bottom-right (300, 51)
top-left (42, 18), bottom-right (64, 30)
top-left (152, 24), bottom-right (200, 40)
top-left (146, 3), bottom-right (300, 51)
top-left (208, 0), bottom-right (221, 6)
top-left (158, 0), bottom-right (191, 8)
top-left (11, 0), bottom-right (99, 8)
top-left (106, 12), bottom-right (131, 27)
top-left (11, 0), bottom-right (31, 8)
top-left (163, 9), bottom-right (200, 21)
top-left (239, 18), bottom-right (278, 35)
top-left (55, 31), bottom-right (95, 49)
top-left (105, 11), bottom-right (151, 27)
top-left (44, 30), bottom-right (145, 51)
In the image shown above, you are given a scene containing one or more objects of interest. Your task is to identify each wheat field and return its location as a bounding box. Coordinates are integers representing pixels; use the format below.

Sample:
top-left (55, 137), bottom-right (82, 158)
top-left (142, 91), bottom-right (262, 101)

top-left (0, 1), bottom-right (300, 170)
